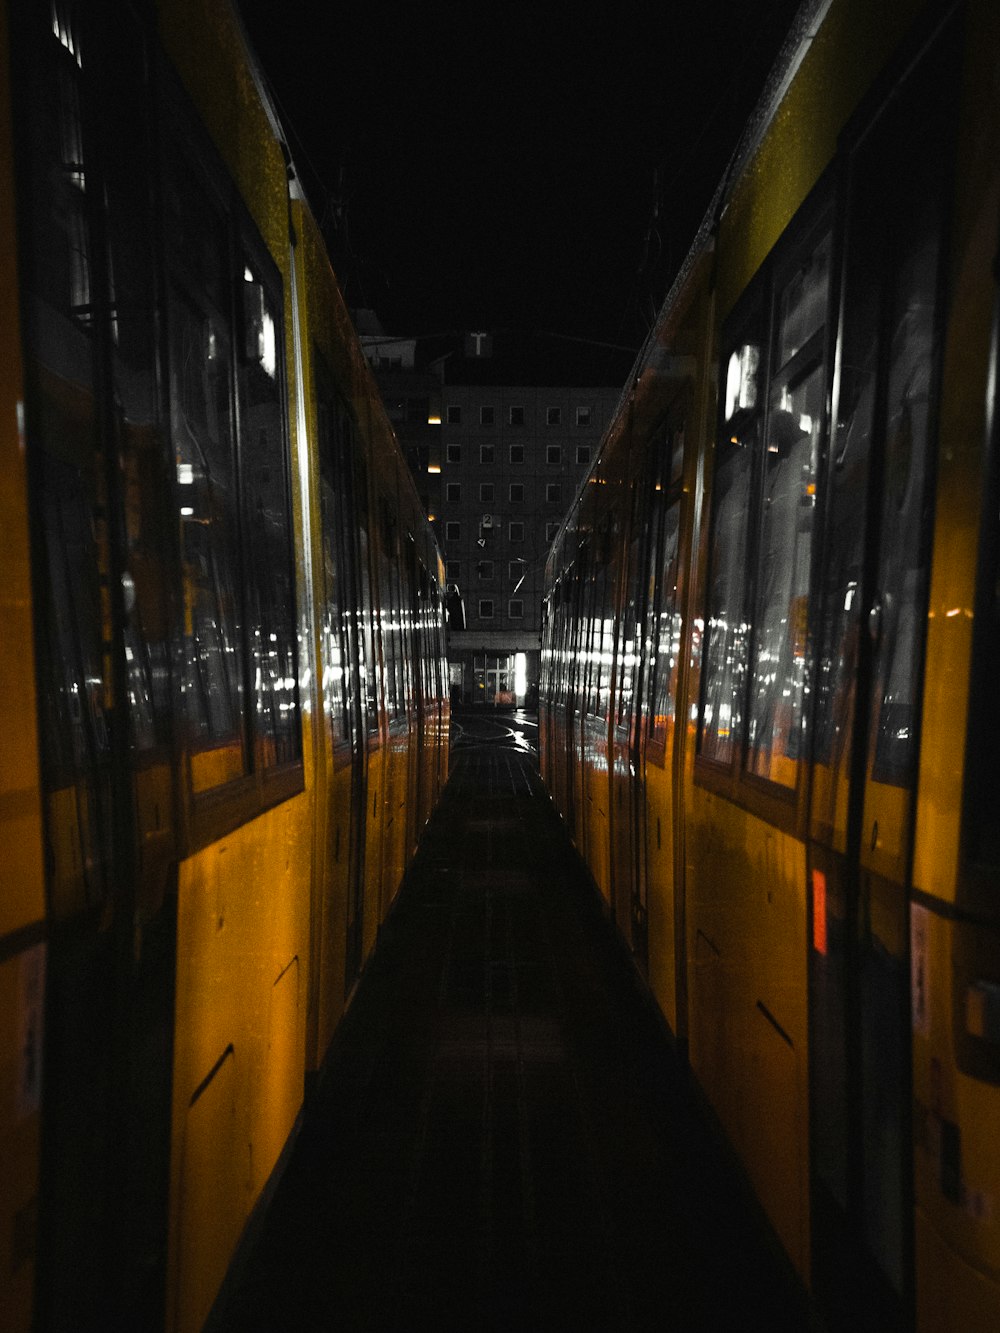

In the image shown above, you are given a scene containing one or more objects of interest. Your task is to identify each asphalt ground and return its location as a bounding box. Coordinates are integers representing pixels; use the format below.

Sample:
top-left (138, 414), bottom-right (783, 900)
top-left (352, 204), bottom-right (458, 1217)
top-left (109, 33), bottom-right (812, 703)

top-left (214, 710), bottom-right (811, 1331)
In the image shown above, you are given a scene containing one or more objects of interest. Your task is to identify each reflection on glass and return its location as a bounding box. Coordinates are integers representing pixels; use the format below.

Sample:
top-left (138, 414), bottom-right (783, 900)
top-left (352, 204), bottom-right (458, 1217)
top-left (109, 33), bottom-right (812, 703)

top-left (777, 233), bottom-right (831, 365)
top-left (700, 431), bottom-right (752, 763)
top-left (240, 261), bottom-right (300, 768)
top-left (870, 212), bottom-right (938, 786)
top-left (746, 367), bottom-right (822, 785)
top-left (649, 502), bottom-right (681, 751)
top-left (170, 286), bottom-right (245, 791)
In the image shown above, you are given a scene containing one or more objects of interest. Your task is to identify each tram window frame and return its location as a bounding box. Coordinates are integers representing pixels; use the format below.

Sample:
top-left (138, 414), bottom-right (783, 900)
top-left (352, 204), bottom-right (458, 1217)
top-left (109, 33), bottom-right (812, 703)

top-left (695, 195), bottom-right (832, 832)
top-left (160, 79), bottom-right (303, 851)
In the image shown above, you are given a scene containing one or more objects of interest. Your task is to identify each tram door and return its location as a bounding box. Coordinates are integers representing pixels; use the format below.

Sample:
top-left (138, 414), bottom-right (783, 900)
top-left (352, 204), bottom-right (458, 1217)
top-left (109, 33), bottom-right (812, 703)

top-left (807, 28), bottom-right (954, 1326)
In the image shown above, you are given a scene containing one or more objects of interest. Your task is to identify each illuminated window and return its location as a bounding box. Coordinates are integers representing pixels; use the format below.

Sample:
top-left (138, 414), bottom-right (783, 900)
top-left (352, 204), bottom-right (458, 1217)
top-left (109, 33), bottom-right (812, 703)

top-left (699, 217), bottom-right (831, 791)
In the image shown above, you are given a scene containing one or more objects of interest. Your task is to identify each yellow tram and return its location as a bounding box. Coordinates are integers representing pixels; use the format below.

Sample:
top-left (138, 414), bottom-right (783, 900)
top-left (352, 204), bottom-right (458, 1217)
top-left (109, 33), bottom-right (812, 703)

top-left (0, 1), bottom-right (447, 1329)
top-left (541, 1), bottom-right (1000, 1328)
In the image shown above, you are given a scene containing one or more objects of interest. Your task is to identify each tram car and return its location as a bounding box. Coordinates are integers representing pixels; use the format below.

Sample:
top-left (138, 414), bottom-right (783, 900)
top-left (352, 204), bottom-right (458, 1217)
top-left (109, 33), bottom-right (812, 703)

top-left (0, 1), bottom-right (448, 1329)
top-left (541, 0), bottom-right (1000, 1328)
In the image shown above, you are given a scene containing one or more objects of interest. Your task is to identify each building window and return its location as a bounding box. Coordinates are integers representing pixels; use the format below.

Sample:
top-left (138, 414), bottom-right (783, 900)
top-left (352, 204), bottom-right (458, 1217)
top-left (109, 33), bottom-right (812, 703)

top-left (509, 560), bottom-right (524, 581)
top-left (446, 560), bottom-right (461, 581)
top-left (447, 443), bottom-right (461, 464)
top-left (480, 482), bottom-right (494, 503)
top-left (546, 483), bottom-right (561, 503)
top-left (446, 404), bottom-right (461, 424)
top-left (547, 406), bottom-right (561, 426)
top-left (546, 445), bottom-right (562, 464)
top-left (546, 522), bottom-right (559, 542)
top-left (509, 444), bottom-right (524, 464)
top-left (509, 521), bottom-right (524, 542)
top-left (509, 405), bottom-right (525, 426)
top-left (445, 521), bottom-right (461, 542)
top-left (509, 482), bottom-right (524, 503)
top-left (446, 482), bottom-right (461, 502)
top-left (480, 444), bottom-right (495, 464)
top-left (479, 599), bottom-right (494, 619)
top-left (576, 445), bottom-right (591, 465)
top-left (480, 405), bottom-right (495, 426)
top-left (477, 560), bottom-right (494, 580)
top-left (508, 599), bottom-right (524, 619)
top-left (576, 406), bottom-right (592, 426)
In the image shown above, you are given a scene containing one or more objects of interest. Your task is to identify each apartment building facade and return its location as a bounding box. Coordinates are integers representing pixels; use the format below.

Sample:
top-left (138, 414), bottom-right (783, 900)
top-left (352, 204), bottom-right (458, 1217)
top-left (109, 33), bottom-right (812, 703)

top-left (361, 322), bottom-right (632, 706)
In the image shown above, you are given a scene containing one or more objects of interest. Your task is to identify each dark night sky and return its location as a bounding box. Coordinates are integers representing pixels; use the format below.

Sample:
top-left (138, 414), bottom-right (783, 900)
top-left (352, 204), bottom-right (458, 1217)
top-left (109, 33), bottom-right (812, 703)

top-left (236, 0), bottom-right (803, 350)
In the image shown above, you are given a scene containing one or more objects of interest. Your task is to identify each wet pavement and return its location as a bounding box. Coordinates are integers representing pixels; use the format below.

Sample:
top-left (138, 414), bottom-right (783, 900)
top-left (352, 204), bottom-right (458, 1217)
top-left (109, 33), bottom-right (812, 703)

top-left (214, 710), bottom-right (811, 1331)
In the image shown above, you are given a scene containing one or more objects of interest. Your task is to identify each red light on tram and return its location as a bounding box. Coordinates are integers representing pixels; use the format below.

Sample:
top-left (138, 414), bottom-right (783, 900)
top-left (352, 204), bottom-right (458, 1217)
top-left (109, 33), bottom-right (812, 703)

top-left (812, 868), bottom-right (827, 955)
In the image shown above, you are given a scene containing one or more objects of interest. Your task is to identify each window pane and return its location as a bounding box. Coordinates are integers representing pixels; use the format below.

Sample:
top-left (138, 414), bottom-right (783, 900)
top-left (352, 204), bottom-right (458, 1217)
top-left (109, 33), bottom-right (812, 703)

top-left (869, 197), bottom-right (941, 786)
top-left (777, 232), bottom-right (831, 365)
top-left (170, 287), bottom-right (246, 789)
top-left (746, 366), bottom-right (822, 785)
top-left (239, 265), bottom-right (300, 768)
top-left (700, 433), bottom-right (753, 763)
top-left (650, 503), bottom-right (682, 750)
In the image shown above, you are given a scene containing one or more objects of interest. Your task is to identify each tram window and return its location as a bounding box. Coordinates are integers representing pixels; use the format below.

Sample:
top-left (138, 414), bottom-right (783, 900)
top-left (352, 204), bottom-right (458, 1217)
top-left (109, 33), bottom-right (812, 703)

top-left (746, 235), bottom-right (828, 785)
top-left (239, 259), bottom-right (300, 769)
top-left (699, 418), bottom-right (755, 765)
top-left (649, 502), bottom-right (682, 752)
top-left (167, 208), bottom-right (246, 791)
top-left (699, 216), bottom-right (831, 792)
top-left (164, 128), bottom-right (302, 804)
top-left (316, 365), bottom-right (358, 749)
